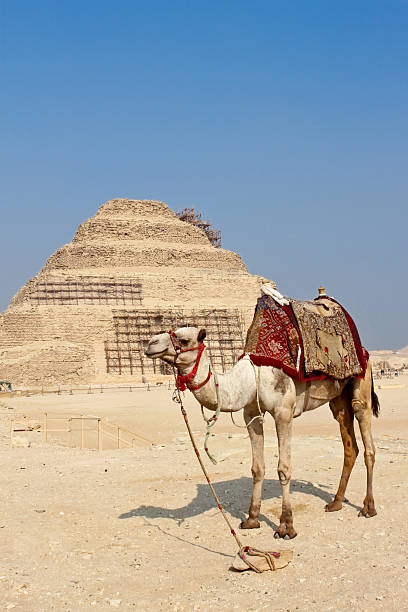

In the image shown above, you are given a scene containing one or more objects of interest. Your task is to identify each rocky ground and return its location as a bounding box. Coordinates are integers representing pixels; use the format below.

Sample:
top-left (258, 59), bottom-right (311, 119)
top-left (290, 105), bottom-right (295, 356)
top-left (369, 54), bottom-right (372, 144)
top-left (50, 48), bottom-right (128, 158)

top-left (0, 377), bottom-right (407, 611)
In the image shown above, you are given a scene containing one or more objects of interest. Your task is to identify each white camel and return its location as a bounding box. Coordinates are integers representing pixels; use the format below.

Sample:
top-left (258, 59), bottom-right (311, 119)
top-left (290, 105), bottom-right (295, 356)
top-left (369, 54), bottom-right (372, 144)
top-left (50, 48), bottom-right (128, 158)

top-left (145, 326), bottom-right (378, 539)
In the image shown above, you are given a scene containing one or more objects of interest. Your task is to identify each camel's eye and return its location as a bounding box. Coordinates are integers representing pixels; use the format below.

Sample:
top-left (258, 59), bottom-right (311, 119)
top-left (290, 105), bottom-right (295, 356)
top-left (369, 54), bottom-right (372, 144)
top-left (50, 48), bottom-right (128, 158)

top-left (179, 339), bottom-right (189, 345)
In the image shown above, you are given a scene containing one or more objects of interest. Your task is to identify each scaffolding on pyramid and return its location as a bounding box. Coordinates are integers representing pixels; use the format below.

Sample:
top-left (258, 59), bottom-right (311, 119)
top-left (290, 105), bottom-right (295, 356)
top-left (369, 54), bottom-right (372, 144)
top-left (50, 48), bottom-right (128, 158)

top-left (176, 208), bottom-right (222, 248)
top-left (104, 308), bottom-right (244, 376)
top-left (29, 277), bottom-right (143, 306)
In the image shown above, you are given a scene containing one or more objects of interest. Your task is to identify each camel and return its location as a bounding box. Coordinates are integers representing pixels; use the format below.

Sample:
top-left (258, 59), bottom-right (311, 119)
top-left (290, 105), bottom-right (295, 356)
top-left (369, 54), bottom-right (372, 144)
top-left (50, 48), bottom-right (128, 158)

top-left (145, 326), bottom-right (379, 539)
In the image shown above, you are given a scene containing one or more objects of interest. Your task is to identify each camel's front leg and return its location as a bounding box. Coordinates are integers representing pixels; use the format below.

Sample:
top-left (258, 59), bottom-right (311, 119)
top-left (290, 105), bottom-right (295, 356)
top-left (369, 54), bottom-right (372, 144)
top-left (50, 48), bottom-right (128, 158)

top-left (274, 407), bottom-right (297, 539)
top-left (240, 412), bottom-right (264, 529)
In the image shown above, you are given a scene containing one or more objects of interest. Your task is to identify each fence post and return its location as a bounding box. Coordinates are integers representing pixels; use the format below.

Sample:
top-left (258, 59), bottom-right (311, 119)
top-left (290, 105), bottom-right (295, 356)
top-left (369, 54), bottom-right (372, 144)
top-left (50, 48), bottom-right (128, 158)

top-left (10, 419), bottom-right (14, 448)
top-left (81, 415), bottom-right (84, 449)
top-left (44, 412), bottom-right (48, 442)
top-left (100, 385), bottom-right (103, 394)
top-left (68, 418), bottom-right (72, 448)
top-left (97, 418), bottom-right (102, 451)
top-left (117, 426), bottom-right (120, 449)
top-left (147, 383), bottom-right (150, 391)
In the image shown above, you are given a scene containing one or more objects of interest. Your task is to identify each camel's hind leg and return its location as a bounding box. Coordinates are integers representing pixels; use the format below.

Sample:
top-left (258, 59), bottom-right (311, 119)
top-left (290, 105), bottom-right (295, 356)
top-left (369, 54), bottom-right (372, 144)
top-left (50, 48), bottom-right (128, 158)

top-left (240, 412), bottom-right (265, 529)
top-left (351, 363), bottom-right (377, 518)
top-left (326, 392), bottom-right (359, 512)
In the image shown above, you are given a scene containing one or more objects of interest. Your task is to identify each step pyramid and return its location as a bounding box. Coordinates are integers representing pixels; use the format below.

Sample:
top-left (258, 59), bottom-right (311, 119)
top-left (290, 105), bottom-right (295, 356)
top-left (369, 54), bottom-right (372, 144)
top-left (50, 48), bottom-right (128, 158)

top-left (0, 199), bottom-right (264, 387)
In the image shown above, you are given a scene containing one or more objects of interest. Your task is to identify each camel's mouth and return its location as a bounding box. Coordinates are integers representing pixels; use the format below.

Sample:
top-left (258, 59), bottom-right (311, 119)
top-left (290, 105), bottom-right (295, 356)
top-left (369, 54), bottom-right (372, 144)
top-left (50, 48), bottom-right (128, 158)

top-left (144, 348), bottom-right (167, 359)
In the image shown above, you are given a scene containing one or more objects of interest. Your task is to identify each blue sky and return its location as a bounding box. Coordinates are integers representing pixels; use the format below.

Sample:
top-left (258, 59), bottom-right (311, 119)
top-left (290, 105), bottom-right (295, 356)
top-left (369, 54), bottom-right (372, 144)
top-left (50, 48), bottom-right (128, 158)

top-left (1, 1), bottom-right (407, 349)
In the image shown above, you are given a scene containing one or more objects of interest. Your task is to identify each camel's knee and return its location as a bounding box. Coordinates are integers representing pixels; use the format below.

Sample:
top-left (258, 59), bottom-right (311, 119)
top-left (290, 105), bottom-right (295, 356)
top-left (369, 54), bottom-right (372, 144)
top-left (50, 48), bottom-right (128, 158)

top-left (277, 467), bottom-right (291, 486)
top-left (351, 399), bottom-right (368, 418)
top-left (251, 464), bottom-right (265, 483)
top-left (364, 448), bottom-right (375, 467)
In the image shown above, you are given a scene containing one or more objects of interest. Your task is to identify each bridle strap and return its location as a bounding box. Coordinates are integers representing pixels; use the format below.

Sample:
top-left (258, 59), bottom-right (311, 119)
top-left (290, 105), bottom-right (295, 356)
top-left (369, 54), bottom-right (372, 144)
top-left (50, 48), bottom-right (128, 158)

top-left (168, 329), bottom-right (201, 354)
top-left (175, 343), bottom-right (213, 392)
top-left (187, 366), bottom-right (212, 391)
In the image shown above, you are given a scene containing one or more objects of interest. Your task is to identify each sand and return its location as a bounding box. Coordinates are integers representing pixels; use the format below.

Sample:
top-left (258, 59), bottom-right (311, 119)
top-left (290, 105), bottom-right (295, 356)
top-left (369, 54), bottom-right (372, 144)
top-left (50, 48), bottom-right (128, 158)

top-left (0, 376), bottom-right (407, 611)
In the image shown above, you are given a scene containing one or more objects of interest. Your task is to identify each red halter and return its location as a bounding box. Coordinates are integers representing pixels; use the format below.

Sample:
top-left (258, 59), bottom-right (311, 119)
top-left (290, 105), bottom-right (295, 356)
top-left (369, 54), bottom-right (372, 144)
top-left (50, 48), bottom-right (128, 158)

top-left (168, 329), bottom-right (202, 354)
top-left (168, 330), bottom-right (212, 392)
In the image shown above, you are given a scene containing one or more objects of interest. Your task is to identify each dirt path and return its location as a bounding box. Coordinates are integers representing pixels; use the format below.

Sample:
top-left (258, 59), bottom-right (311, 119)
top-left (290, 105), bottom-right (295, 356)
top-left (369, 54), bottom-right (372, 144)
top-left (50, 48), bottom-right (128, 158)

top-left (0, 378), bottom-right (407, 610)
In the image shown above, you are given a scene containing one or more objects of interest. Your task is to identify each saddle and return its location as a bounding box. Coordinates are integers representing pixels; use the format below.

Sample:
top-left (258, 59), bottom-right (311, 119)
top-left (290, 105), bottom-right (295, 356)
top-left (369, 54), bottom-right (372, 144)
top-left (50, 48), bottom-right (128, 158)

top-left (244, 293), bottom-right (368, 382)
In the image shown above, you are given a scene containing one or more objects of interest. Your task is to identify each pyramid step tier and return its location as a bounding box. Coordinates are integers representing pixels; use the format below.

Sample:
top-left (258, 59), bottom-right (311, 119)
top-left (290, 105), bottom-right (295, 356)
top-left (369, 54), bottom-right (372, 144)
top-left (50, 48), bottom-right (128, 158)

top-left (73, 218), bottom-right (210, 245)
top-left (44, 244), bottom-right (247, 271)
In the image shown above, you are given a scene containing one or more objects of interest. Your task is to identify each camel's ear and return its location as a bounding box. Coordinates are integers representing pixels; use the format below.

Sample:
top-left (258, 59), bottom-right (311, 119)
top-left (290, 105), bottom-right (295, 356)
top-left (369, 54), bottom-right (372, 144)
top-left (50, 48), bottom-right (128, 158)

top-left (197, 328), bottom-right (206, 343)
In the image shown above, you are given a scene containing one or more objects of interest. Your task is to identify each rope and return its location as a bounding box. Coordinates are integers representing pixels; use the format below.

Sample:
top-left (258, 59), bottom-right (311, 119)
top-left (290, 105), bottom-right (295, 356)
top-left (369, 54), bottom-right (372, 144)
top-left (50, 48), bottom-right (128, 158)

top-left (171, 367), bottom-right (280, 572)
top-left (200, 361), bottom-right (221, 464)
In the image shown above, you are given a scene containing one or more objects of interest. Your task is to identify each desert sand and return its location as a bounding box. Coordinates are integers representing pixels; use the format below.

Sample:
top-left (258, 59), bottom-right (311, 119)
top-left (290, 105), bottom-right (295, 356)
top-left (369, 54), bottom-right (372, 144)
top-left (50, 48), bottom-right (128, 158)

top-left (0, 376), bottom-right (407, 611)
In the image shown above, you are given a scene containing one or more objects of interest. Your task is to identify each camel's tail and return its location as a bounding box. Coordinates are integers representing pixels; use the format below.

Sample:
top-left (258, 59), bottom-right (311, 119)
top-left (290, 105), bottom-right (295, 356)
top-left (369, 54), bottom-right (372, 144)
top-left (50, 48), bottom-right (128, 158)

top-left (371, 373), bottom-right (380, 418)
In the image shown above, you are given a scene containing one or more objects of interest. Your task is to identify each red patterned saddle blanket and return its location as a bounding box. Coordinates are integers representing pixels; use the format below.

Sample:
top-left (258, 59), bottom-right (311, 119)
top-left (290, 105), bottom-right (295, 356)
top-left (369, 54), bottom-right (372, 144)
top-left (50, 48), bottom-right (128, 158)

top-left (243, 295), bottom-right (368, 382)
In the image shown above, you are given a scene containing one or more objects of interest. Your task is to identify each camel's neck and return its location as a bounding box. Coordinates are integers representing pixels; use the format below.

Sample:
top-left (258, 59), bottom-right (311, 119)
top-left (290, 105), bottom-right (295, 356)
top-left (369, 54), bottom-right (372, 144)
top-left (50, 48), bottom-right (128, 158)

top-left (176, 348), bottom-right (255, 412)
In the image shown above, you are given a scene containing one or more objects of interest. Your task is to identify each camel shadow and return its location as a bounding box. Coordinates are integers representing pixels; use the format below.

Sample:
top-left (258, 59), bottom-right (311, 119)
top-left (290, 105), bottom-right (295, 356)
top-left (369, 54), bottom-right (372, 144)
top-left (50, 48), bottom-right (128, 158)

top-left (119, 476), bottom-right (360, 529)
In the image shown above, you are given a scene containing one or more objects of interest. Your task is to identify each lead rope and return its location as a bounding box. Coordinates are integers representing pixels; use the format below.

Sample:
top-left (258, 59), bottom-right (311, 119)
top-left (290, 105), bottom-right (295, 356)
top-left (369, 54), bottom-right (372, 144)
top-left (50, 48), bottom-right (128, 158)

top-left (200, 360), bottom-right (221, 464)
top-left (171, 366), bottom-right (280, 573)
top-left (230, 358), bottom-right (264, 429)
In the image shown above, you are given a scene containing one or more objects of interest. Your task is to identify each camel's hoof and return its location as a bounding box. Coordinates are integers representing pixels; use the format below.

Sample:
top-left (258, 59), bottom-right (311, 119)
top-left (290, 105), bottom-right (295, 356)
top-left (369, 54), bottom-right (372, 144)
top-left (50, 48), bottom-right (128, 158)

top-left (240, 519), bottom-right (260, 530)
top-left (358, 508), bottom-right (377, 518)
top-left (274, 528), bottom-right (297, 540)
top-left (325, 500), bottom-right (343, 513)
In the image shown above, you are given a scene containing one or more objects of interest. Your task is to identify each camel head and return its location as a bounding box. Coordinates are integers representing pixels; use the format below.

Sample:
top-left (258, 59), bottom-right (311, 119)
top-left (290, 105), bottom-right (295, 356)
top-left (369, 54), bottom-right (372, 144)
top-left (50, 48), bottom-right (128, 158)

top-left (144, 326), bottom-right (207, 368)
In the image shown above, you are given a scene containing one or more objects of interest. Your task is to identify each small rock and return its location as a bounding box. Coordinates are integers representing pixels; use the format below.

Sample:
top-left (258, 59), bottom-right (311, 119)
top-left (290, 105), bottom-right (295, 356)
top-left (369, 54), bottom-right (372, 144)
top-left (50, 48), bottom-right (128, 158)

top-left (16, 583), bottom-right (29, 591)
top-left (108, 599), bottom-right (121, 607)
top-left (376, 595), bottom-right (383, 601)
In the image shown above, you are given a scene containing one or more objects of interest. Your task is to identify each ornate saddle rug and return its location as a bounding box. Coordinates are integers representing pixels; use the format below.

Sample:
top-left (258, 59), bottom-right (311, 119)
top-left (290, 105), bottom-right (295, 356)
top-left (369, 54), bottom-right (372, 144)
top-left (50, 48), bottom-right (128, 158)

top-left (243, 294), bottom-right (368, 382)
